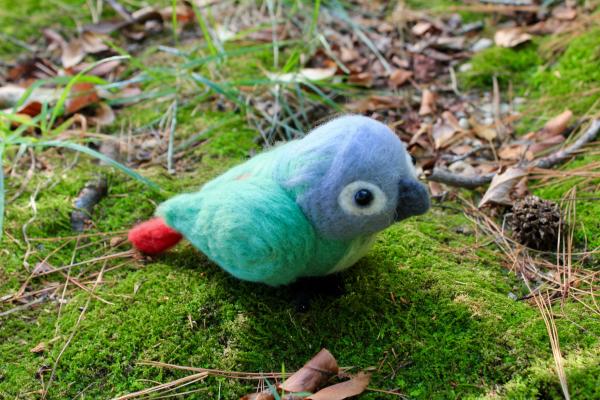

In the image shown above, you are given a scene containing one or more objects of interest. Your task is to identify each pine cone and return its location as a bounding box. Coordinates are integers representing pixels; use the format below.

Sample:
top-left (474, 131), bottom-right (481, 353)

top-left (510, 196), bottom-right (563, 251)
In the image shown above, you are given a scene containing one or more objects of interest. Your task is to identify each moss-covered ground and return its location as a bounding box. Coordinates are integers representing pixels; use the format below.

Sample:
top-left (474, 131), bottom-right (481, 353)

top-left (1, 2), bottom-right (599, 399)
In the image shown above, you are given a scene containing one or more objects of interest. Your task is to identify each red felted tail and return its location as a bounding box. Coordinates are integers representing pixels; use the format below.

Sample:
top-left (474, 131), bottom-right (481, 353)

top-left (128, 217), bottom-right (183, 255)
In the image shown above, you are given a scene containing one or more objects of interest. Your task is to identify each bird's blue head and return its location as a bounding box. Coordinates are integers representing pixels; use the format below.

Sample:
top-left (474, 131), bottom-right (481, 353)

top-left (280, 115), bottom-right (430, 241)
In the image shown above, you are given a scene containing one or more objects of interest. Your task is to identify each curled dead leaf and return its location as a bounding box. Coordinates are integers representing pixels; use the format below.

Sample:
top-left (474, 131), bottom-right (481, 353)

top-left (30, 342), bottom-right (47, 354)
top-left (419, 89), bottom-right (436, 116)
top-left (471, 118), bottom-right (497, 142)
top-left (307, 372), bottom-right (371, 400)
top-left (66, 83), bottom-right (100, 114)
top-left (479, 167), bottom-right (528, 207)
top-left (412, 21), bottom-right (433, 36)
top-left (389, 69), bottom-right (413, 88)
top-left (494, 28), bottom-right (532, 48)
top-left (537, 109), bottom-right (572, 140)
top-left (281, 349), bottom-right (338, 393)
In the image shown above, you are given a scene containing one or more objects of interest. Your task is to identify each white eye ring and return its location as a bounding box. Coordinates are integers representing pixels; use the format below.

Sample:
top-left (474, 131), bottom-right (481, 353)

top-left (338, 181), bottom-right (388, 216)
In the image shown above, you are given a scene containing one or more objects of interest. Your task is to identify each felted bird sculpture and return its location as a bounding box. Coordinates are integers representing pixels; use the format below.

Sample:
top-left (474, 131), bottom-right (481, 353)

top-left (128, 115), bottom-right (430, 286)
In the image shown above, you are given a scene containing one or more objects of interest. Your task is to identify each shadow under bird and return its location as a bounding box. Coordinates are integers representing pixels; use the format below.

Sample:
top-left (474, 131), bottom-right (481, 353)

top-left (129, 115), bottom-right (430, 286)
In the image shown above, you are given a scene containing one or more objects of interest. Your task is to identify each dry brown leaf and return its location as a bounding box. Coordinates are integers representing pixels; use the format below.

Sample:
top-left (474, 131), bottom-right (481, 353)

top-left (479, 167), bottom-right (528, 207)
top-left (494, 27), bottom-right (532, 48)
top-left (268, 68), bottom-right (336, 83)
top-left (159, 4), bottom-right (195, 23)
top-left (7, 57), bottom-right (58, 82)
top-left (498, 144), bottom-right (528, 161)
top-left (340, 47), bottom-right (359, 63)
top-left (552, 6), bottom-right (577, 21)
top-left (281, 349), bottom-right (338, 393)
top-left (240, 392), bottom-right (274, 400)
top-left (346, 95), bottom-right (403, 113)
top-left (349, 71), bottom-right (374, 87)
top-left (428, 181), bottom-right (445, 197)
top-left (537, 109), bottom-right (572, 140)
top-left (471, 118), bottom-right (497, 142)
top-left (32, 261), bottom-right (56, 277)
top-left (62, 39), bottom-right (86, 68)
top-left (88, 103), bottom-right (116, 126)
top-left (529, 135), bottom-right (565, 155)
top-left (66, 82), bottom-right (100, 114)
top-left (432, 119), bottom-right (458, 149)
top-left (81, 31), bottom-right (109, 53)
top-left (412, 21), bottom-right (432, 36)
top-left (413, 54), bottom-right (438, 82)
top-left (73, 59), bottom-right (122, 77)
top-left (389, 69), bottom-right (413, 88)
top-left (307, 372), bottom-right (371, 400)
top-left (30, 342), bottom-right (47, 353)
top-left (419, 89), bottom-right (436, 116)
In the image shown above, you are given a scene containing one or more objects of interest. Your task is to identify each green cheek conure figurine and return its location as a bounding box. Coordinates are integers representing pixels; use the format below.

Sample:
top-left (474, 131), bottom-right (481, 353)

top-left (128, 115), bottom-right (430, 286)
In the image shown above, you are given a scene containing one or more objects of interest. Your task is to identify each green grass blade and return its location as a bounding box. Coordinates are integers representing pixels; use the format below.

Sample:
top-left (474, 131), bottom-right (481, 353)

top-left (192, 2), bottom-right (218, 57)
top-left (37, 140), bottom-right (160, 191)
top-left (0, 141), bottom-right (4, 239)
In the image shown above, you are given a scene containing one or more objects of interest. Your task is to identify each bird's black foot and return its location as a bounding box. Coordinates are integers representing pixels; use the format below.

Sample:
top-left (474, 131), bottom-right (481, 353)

top-left (289, 274), bottom-right (345, 313)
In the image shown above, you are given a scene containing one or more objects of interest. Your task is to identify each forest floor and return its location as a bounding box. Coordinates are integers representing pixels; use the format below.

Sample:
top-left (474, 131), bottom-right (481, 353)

top-left (0, 1), bottom-right (599, 399)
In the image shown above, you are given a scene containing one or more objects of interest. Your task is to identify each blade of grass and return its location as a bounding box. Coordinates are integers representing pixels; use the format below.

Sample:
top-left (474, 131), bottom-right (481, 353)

top-left (192, 1), bottom-right (218, 57)
top-left (35, 140), bottom-right (160, 191)
top-left (171, 0), bottom-right (179, 46)
top-left (0, 141), bottom-right (4, 239)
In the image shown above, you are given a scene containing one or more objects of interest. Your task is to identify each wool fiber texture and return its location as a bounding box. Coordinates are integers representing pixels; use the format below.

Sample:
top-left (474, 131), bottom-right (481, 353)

top-left (147, 115), bottom-right (430, 286)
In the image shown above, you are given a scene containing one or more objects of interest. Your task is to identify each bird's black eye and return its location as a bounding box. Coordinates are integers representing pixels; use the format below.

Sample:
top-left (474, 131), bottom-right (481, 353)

top-left (354, 189), bottom-right (374, 206)
top-left (410, 153), bottom-right (416, 165)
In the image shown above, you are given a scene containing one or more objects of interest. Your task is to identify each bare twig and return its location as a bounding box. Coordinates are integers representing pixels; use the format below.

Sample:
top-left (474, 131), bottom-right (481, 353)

top-left (428, 119), bottom-right (600, 188)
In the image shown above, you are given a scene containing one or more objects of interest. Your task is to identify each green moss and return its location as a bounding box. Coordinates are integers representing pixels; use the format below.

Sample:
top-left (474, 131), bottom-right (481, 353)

top-left (461, 43), bottom-right (543, 90)
top-left (2, 3), bottom-right (600, 399)
top-left (0, 0), bottom-right (88, 57)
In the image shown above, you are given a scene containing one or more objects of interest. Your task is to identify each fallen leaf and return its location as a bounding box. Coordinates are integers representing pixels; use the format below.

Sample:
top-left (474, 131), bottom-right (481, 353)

top-left (340, 47), bottom-right (359, 63)
top-left (552, 6), bottom-right (577, 21)
top-left (346, 95), bottom-right (403, 113)
top-left (66, 82), bottom-right (100, 114)
top-left (529, 134), bottom-right (565, 155)
top-left (73, 59), bottom-right (122, 77)
top-left (479, 167), bottom-right (528, 207)
top-left (240, 392), bottom-right (274, 400)
top-left (30, 342), bottom-right (47, 353)
top-left (268, 68), bottom-right (336, 83)
top-left (498, 144), bottom-right (529, 161)
top-left (537, 109), bottom-right (572, 140)
top-left (159, 4), bottom-right (195, 23)
top-left (412, 21), bottom-right (432, 36)
top-left (432, 118), bottom-right (457, 149)
top-left (494, 28), bottom-right (532, 48)
top-left (32, 261), bottom-right (56, 277)
top-left (88, 103), bottom-right (116, 126)
top-left (428, 181), bottom-right (445, 197)
top-left (389, 69), bottom-right (413, 87)
top-left (307, 372), bottom-right (371, 400)
top-left (449, 161), bottom-right (478, 177)
top-left (7, 57), bottom-right (58, 82)
top-left (413, 54), bottom-right (439, 82)
top-left (281, 349), bottom-right (338, 393)
top-left (471, 118), bottom-right (497, 142)
top-left (348, 71), bottom-right (374, 87)
top-left (81, 31), bottom-right (109, 53)
top-left (418, 89), bottom-right (436, 115)
top-left (62, 39), bottom-right (86, 68)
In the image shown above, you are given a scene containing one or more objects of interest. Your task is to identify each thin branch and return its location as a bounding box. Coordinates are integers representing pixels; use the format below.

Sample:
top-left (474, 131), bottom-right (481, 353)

top-left (428, 119), bottom-right (600, 188)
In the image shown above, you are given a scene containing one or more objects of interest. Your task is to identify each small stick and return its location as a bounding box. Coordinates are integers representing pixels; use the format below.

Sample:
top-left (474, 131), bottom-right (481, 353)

top-left (428, 119), bottom-right (600, 188)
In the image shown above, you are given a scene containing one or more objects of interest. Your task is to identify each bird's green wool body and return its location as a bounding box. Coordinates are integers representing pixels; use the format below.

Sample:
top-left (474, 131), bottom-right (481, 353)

top-left (155, 115), bottom-right (430, 286)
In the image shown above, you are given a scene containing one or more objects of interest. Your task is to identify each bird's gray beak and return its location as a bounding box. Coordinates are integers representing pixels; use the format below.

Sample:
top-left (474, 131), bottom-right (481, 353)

top-left (394, 178), bottom-right (430, 221)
